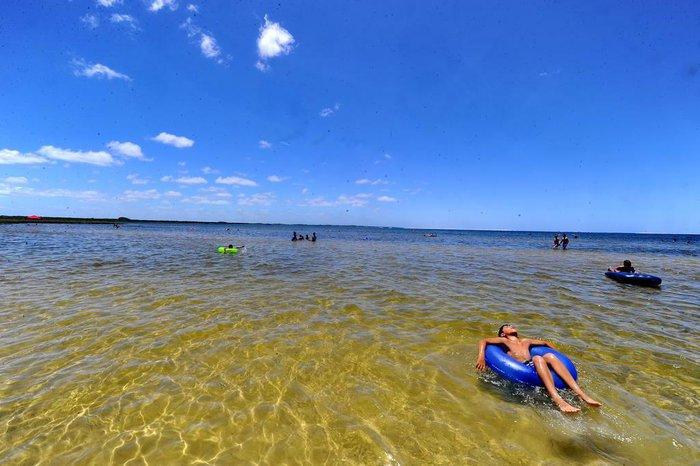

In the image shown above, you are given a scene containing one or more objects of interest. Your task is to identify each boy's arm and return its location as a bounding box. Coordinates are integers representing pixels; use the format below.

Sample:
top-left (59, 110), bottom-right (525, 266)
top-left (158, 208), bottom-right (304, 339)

top-left (475, 337), bottom-right (505, 371)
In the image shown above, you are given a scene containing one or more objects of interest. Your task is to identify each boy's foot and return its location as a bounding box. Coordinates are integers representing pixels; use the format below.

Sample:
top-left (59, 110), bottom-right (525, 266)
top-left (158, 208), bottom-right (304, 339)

top-left (555, 399), bottom-right (581, 413)
top-left (579, 394), bottom-right (602, 407)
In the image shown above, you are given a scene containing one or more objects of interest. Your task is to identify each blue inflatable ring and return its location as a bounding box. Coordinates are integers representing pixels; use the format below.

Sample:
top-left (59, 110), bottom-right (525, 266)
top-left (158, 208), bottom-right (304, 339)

top-left (484, 344), bottom-right (578, 389)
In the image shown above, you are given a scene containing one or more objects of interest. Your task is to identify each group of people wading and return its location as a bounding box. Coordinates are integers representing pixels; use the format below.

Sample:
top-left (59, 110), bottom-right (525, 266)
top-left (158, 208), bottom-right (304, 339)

top-left (291, 231), bottom-right (317, 242)
top-left (552, 233), bottom-right (570, 249)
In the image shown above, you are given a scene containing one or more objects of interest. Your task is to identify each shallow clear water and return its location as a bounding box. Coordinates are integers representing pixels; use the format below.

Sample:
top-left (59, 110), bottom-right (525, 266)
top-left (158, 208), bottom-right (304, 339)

top-left (1, 223), bottom-right (698, 464)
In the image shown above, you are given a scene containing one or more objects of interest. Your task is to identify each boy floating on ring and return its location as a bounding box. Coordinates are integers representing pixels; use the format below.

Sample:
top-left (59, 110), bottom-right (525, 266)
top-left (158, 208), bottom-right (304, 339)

top-left (476, 324), bottom-right (602, 413)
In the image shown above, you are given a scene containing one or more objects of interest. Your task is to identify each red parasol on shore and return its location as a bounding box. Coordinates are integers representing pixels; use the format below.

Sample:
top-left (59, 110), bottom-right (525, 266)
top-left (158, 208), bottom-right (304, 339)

top-left (26, 215), bottom-right (42, 220)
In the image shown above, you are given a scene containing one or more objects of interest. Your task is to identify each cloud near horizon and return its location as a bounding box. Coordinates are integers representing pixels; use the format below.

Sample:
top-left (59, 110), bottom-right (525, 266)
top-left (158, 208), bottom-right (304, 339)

top-left (152, 132), bottom-right (194, 148)
top-left (107, 141), bottom-right (148, 160)
top-left (355, 178), bottom-right (387, 186)
top-left (37, 145), bottom-right (116, 166)
top-left (0, 149), bottom-right (47, 165)
top-left (215, 176), bottom-right (258, 187)
top-left (161, 175), bottom-right (207, 185)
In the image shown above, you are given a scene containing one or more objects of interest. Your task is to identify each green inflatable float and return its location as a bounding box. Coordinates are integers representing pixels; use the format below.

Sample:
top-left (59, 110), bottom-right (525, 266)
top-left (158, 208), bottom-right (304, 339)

top-left (217, 246), bottom-right (239, 254)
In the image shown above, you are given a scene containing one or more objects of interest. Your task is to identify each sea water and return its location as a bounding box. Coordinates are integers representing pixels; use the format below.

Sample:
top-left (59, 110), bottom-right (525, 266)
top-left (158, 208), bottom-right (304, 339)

top-left (1, 223), bottom-right (698, 464)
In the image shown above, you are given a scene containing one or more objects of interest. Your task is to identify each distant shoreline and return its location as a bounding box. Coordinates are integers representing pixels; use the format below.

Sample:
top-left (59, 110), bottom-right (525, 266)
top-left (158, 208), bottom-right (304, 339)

top-left (1, 215), bottom-right (697, 235)
top-left (0, 215), bottom-right (240, 226)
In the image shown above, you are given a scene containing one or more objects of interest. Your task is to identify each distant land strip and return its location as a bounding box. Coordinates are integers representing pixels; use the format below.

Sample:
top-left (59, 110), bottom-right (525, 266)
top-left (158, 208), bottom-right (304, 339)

top-left (0, 216), bottom-right (239, 225)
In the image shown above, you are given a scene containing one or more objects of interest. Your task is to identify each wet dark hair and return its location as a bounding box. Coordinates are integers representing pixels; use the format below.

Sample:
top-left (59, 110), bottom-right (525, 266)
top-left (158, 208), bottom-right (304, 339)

top-left (498, 324), bottom-right (509, 337)
top-left (623, 260), bottom-right (632, 267)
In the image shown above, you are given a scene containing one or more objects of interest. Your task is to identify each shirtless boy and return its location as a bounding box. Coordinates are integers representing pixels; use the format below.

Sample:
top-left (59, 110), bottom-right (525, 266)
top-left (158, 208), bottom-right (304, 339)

top-left (476, 324), bottom-right (602, 413)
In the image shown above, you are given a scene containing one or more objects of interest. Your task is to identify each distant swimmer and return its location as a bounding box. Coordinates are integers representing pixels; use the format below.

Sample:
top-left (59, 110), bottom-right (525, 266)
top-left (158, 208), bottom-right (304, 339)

top-left (608, 260), bottom-right (635, 273)
top-left (292, 232), bottom-right (298, 241)
top-left (476, 324), bottom-right (602, 413)
top-left (561, 234), bottom-right (570, 250)
top-left (311, 232), bottom-right (317, 242)
top-left (305, 234), bottom-right (310, 240)
top-left (552, 234), bottom-right (560, 249)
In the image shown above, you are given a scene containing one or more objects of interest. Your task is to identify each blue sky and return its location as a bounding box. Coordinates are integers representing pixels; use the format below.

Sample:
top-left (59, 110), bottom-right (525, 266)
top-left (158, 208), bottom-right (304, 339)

top-left (1, 0), bottom-right (699, 232)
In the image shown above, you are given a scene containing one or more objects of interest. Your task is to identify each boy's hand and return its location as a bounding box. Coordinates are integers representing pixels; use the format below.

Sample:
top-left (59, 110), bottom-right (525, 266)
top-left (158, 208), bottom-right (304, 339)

top-left (475, 357), bottom-right (486, 371)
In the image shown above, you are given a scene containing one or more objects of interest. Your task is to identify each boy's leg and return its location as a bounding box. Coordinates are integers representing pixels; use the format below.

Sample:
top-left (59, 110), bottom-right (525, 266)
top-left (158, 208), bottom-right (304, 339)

top-left (532, 356), bottom-right (580, 413)
top-left (542, 353), bottom-right (601, 407)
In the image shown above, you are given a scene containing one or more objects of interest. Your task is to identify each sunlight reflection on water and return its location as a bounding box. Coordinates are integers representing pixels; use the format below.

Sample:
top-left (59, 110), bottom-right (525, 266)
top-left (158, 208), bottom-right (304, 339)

top-left (0, 223), bottom-right (698, 464)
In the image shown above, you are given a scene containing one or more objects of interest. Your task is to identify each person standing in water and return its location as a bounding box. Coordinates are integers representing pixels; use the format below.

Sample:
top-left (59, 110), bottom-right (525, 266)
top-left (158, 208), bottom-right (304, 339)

top-left (292, 232), bottom-right (298, 241)
top-left (311, 232), bottom-right (317, 242)
top-left (552, 234), bottom-right (560, 249)
top-left (561, 234), bottom-right (570, 250)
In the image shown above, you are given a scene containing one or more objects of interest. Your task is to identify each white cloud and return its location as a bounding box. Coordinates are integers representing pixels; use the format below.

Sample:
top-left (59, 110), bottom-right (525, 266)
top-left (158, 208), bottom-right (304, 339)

top-left (355, 178), bottom-right (387, 186)
top-left (202, 186), bottom-right (232, 198)
top-left (152, 132), bottom-right (194, 148)
top-left (149, 0), bottom-right (177, 12)
top-left (337, 193), bottom-right (372, 207)
top-left (201, 166), bottom-right (219, 174)
top-left (266, 175), bottom-right (285, 183)
top-left (181, 18), bottom-right (224, 63)
top-left (120, 189), bottom-right (160, 201)
top-left (97, 0), bottom-right (121, 6)
top-left (301, 193), bottom-right (372, 208)
top-left (110, 14), bottom-right (139, 30)
top-left (0, 185), bottom-right (103, 201)
top-left (2, 176), bottom-right (28, 184)
top-left (126, 173), bottom-right (148, 185)
top-left (257, 15), bottom-right (294, 58)
top-left (215, 176), bottom-right (257, 187)
top-left (162, 175), bottom-right (206, 185)
top-left (258, 140), bottom-right (272, 149)
top-left (301, 187), bottom-right (308, 194)
top-left (0, 149), bottom-right (47, 165)
top-left (200, 34), bottom-right (221, 59)
top-left (37, 145), bottom-right (116, 166)
top-left (73, 59), bottom-right (131, 81)
top-left (177, 161), bottom-right (186, 167)
top-left (107, 141), bottom-right (148, 160)
top-left (187, 4), bottom-right (199, 13)
top-left (237, 192), bottom-right (275, 206)
top-left (165, 190), bottom-right (182, 197)
top-left (377, 195), bottom-right (396, 202)
top-left (81, 13), bottom-right (99, 29)
top-left (183, 195), bottom-right (229, 205)
top-left (320, 103), bottom-right (340, 118)
top-left (256, 15), bottom-right (294, 70)
top-left (255, 60), bottom-right (269, 72)
top-left (384, 153), bottom-right (392, 159)
top-left (300, 197), bottom-right (334, 207)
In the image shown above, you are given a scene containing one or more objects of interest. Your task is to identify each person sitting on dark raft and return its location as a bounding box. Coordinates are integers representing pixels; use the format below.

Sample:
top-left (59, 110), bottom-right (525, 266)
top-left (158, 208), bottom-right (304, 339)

top-left (305, 234), bottom-right (310, 240)
top-left (608, 260), bottom-right (635, 273)
top-left (311, 232), bottom-right (317, 242)
top-left (292, 232), bottom-right (298, 241)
